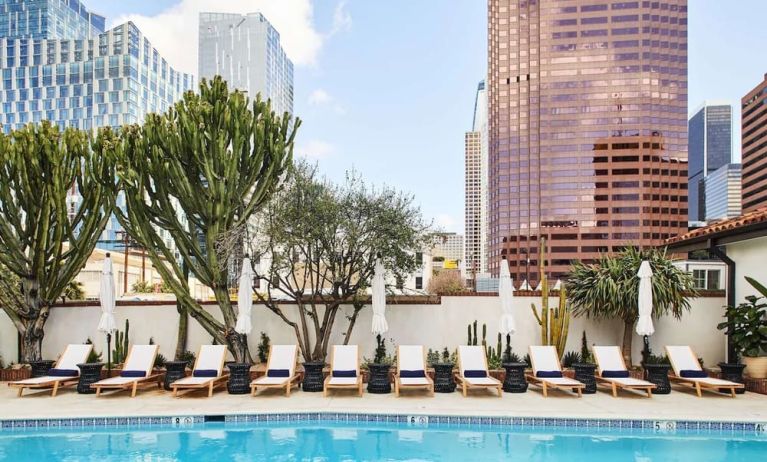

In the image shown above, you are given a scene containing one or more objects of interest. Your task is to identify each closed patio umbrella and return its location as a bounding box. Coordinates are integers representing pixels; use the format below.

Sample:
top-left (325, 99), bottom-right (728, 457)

top-left (234, 257), bottom-right (253, 362)
top-left (636, 260), bottom-right (654, 364)
top-left (498, 259), bottom-right (516, 335)
top-left (371, 259), bottom-right (388, 335)
top-left (97, 253), bottom-right (117, 374)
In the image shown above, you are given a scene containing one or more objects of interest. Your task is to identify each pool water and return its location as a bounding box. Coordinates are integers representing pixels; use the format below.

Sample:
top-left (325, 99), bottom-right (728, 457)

top-left (0, 421), bottom-right (765, 461)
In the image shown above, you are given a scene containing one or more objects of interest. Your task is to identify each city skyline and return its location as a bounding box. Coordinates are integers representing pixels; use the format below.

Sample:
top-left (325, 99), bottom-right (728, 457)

top-left (4, 0), bottom-right (767, 235)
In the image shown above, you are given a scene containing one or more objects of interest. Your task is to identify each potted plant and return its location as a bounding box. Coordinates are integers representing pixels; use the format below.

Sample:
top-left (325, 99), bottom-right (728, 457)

top-left (717, 277), bottom-right (767, 379)
top-left (365, 335), bottom-right (394, 393)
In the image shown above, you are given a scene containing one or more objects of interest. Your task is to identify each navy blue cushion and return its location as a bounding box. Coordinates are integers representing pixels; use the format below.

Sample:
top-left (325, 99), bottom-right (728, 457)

top-left (400, 370), bottom-right (426, 378)
top-left (193, 369), bottom-right (218, 378)
top-left (120, 370), bottom-right (147, 378)
top-left (332, 370), bottom-right (357, 378)
top-left (48, 368), bottom-right (78, 377)
top-left (464, 370), bottom-right (487, 378)
top-left (267, 369), bottom-right (290, 378)
top-left (602, 370), bottom-right (630, 378)
top-left (536, 370), bottom-right (563, 378)
top-left (680, 369), bottom-right (708, 378)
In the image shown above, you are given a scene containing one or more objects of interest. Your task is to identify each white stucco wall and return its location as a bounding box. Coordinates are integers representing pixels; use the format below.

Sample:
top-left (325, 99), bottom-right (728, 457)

top-left (0, 310), bottom-right (16, 366)
top-left (0, 294), bottom-right (727, 367)
top-left (725, 236), bottom-right (767, 305)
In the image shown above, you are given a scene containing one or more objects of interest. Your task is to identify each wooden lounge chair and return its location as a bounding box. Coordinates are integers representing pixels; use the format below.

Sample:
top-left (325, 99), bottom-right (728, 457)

top-left (91, 345), bottom-right (163, 397)
top-left (592, 346), bottom-right (655, 398)
top-left (526, 345), bottom-right (585, 397)
top-left (323, 345), bottom-right (363, 397)
top-left (455, 345), bottom-right (502, 397)
top-left (250, 345), bottom-right (301, 397)
top-left (170, 345), bottom-right (229, 397)
top-left (665, 345), bottom-right (744, 397)
top-left (394, 345), bottom-right (434, 397)
top-left (9, 344), bottom-right (93, 397)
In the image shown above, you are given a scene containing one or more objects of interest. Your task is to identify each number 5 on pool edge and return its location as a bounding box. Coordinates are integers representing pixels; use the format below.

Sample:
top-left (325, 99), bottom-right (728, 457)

top-left (653, 421), bottom-right (676, 433)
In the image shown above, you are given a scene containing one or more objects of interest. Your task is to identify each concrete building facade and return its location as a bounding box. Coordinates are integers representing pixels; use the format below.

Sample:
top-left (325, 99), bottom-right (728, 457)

top-left (465, 80), bottom-right (489, 275)
top-left (741, 74), bottom-right (767, 213)
top-left (703, 163), bottom-right (741, 221)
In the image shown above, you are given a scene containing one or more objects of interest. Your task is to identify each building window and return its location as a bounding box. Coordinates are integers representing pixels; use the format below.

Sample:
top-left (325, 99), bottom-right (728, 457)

top-left (706, 270), bottom-right (721, 290)
top-left (415, 276), bottom-right (423, 290)
top-left (692, 269), bottom-right (721, 291)
top-left (692, 270), bottom-right (706, 289)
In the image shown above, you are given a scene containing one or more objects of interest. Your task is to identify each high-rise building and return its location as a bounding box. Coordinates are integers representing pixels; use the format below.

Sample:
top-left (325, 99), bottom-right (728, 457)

top-left (431, 232), bottom-right (465, 263)
top-left (198, 12), bottom-right (293, 116)
top-left (487, 0), bottom-right (689, 281)
top-left (688, 102), bottom-right (732, 221)
top-left (703, 163), bottom-right (741, 221)
top-left (0, 0), bottom-right (194, 249)
top-left (741, 74), bottom-right (767, 213)
top-left (465, 80), bottom-right (489, 275)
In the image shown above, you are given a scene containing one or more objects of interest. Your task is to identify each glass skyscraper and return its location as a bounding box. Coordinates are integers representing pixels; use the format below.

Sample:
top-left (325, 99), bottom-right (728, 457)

top-left (198, 12), bottom-right (293, 116)
top-left (0, 0), bottom-right (194, 250)
top-left (688, 102), bottom-right (733, 221)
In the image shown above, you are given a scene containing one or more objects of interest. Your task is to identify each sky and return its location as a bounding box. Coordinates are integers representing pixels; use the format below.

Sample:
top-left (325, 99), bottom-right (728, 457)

top-left (94, 0), bottom-right (766, 233)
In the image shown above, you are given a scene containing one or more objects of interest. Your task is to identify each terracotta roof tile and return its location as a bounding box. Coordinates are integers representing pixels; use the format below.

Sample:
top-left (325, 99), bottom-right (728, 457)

top-left (665, 207), bottom-right (767, 245)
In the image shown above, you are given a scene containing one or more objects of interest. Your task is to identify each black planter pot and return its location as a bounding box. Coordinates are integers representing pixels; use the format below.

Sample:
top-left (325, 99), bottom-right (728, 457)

top-left (718, 362), bottom-right (746, 394)
top-left (643, 363), bottom-right (672, 394)
top-left (302, 361), bottom-right (325, 392)
top-left (366, 363), bottom-right (392, 394)
top-left (502, 362), bottom-right (528, 393)
top-left (572, 363), bottom-right (597, 394)
top-left (432, 363), bottom-right (456, 393)
top-left (76, 363), bottom-right (104, 394)
top-left (29, 360), bottom-right (56, 378)
top-left (163, 360), bottom-right (189, 391)
top-left (226, 362), bottom-right (252, 394)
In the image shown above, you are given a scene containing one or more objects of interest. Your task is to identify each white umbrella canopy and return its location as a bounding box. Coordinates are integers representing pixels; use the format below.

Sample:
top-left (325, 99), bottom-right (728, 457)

top-left (635, 260), bottom-right (655, 336)
top-left (371, 259), bottom-right (388, 335)
top-left (498, 259), bottom-right (516, 335)
top-left (518, 279), bottom-right (531, 291)
top-left (97, 255), bottom-right (117, 335)
top-left (235, 257), bottom-right (254, 336)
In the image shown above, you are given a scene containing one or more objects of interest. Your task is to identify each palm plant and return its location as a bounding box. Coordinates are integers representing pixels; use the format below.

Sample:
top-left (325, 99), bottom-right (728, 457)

top-left (565, 247), bottom-right (697, 365)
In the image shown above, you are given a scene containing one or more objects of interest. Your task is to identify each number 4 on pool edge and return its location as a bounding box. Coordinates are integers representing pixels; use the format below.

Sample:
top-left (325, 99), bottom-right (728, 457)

top-left (756, 423), bottom-right (767, 434)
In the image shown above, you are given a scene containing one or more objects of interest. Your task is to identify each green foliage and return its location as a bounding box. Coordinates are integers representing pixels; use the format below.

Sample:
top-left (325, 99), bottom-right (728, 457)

top-left (561, 351), bottom-right (581, 368)
top-left (115, 76), bottom-right (298, 362)
top-left (530, 238), bottom-right (571, 357)
top-left (85, 338), bottom-right (103, 364)
top-left (426, 348), bottom-right (440, 366)
top-left (745, 276), bottom-right (767, 299)
top-left (373, 334), bottom-right (387, 364)
top-left (0, 122), bottom-right (119, 361)
top-left (443, 347), bottom-right (457, 364)
top-left (257, 332), bottom-right (271, 364)
top-left (717, 290), bottom-right (767, 358)
top-left (148, 337), bottom-right (165, 368)
top-left (426, 271), bottom-right (466, 295)
top-left (177, 350), bottom-right (196, 366)
top-left (252, 160), bottom-right (430, 361)
top-left (112, 319), bottom-right (130, 366)
top-left (131, 280), bottom-right (154, 294)
top-left (566, 246), bottom-right (697, 364)
top-left (580, 331), bottom-right (593, 363)
top-left (646, 353), bottom-right (670, 365)
top-left (522, 354), bottom-right (532, 368)
top-left (61, 281), bottom-right (85, 302)
top-left (502, 334), bottom-right (519, 363)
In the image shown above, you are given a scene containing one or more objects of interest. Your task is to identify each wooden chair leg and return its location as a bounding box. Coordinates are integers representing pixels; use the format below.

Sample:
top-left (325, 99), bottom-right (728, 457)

top-left (17, 387), bottom-right (24, 398)
top-left (96, 386), bottom-right (102, 397)
top-left (577, 387), bottom-right (582, 398)
top-left (542, 382), bottom-right (548, 398)
top-left (208, 382), bottom-right (214, 397)
top-left (131, 382), bottom-right (138, 398)
top-left (646, 387), bottom-right (652, 398)
top-left (695, 382), bottom-right (702, 398)
top-left (173, 387), bottom-right (178, 398)
top-left (611, 383), bottom-right (617, 398)
top-left (462, 382), bottom-right (467, 397)
top-left (730, 387), bottom-right (736, 398)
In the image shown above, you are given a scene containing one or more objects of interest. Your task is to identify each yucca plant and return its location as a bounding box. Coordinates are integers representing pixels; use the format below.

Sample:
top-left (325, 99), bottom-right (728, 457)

top-left (565, 247), bottom-right (697, 365)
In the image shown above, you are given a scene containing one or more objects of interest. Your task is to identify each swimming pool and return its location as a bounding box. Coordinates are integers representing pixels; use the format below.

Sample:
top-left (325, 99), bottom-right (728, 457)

top-left (1, 416), bottom-right (765, 462)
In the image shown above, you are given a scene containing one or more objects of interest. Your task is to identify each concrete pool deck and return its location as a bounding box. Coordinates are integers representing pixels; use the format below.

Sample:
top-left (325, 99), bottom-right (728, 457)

top-left (2, 382), bottom-right (767, 423)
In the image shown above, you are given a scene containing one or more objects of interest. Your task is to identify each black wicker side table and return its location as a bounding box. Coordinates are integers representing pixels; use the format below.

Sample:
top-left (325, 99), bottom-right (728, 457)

top-left (643, 363), bottom-right (672, 395)
top-left (573, 363), bottom-right (597, 394)
top-left (77, 363), bottom-right (104, 394)
top-left (366, 363), bottom-right (392, 394)
top-left (302, 361), bottom-right (325, 392)
top-left (226, 363), bottom-right (252, 394)
top-left (718, 362), bottom-right (746, 395)
top-left (433, 363), bottom-right (456, 393)
top-left (29, 360), bottom-right (56, 378)
top-left (502, 362), bottom-right (528, 393)
top-left (163, 360), bottom-right (189, 391)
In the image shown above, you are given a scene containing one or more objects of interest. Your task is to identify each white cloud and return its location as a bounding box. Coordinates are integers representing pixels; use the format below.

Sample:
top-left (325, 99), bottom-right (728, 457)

top-left (296, 140), bottom-right (336, 159)
top-left (111, 0), bottom-right (324, 75)
top-left (435, 214), bottom-right (457, 231)
top-left (330, 1), bottom-right (352, 36)
top-left (308, 89), bottom-right (332, 105)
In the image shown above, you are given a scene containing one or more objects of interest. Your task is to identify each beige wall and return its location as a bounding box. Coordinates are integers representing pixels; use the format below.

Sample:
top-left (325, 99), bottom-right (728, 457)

top-left (725, 236), bottom-right (767, 305)
top-left (0, 295), bottom-right (726, 367)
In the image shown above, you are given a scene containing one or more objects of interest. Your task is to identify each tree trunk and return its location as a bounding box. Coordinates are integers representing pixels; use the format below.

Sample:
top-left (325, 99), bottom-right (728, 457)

top-left (622, 319), bottom-right (634, 366)
top-left (20, 327), bottom-right (44, 363)
top-left (174, 302), bottom-right (188, 360)
top-left (19, 277), bottom-right (49, 362)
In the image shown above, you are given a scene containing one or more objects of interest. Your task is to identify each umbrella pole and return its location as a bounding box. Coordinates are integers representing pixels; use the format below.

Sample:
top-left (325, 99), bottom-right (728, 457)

top-left (107, 333), bottom-right (112, 375)
top-left (641, 335), bottom-right (650, 367)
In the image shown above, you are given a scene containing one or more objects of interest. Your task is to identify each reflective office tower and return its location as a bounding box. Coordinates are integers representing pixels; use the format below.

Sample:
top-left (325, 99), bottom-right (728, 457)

top-left (465, 80), bottom-right (489, 275)
top-left (741, 73), bottom-right (767, 213)
top-left (488, 0), bottom-right (688, 281)
top-left (199, 12), bottom-right (293, 116)
top-left (703, 163), bottom-right (741, 221)
top-left (688, 102), bottom-right (732, 221)
top-left (0, 0), bottom-right (194, 249)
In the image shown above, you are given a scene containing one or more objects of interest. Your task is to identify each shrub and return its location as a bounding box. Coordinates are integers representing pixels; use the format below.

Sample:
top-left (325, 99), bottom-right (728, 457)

top-left (561, 351), bottom-right (581, 368)
top-left (427, 271), bottom-right (466, 295)
top-left (257, 332), bottom-right (270, 364)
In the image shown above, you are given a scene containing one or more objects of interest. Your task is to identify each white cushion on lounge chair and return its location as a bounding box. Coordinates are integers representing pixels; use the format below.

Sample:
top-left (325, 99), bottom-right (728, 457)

top-left (666, 345), bottom-right (703, 374)
top-left (606, 377), bottom-right (656, 387)
top-left (684, 377), bottom-right (740, 386)
top-left (327, 377), bottom-right (359, 386)
top-left (593, 346), bottom-right (627, 374)
top-left (251, 345), bottom-right (298, 386)
top-left (13, 376), bottom-right (67, 385)
top-left (529, 345), bottom-right (561, 374)
top-left (122, 345), bottom-right (159, 377)
top-left (458, 346), bottom-right (487, 376)
top-left (399, 377), bottom-right (431, 386)
top-left (540, 377), bottom-right (582, 386)
top-left (95, 376), bottom-right (143, 385)
top-left (11, 344), bottom-right (92, 385)
top-left (193, 345), bottom-right (227, 376)
top-left (399, 345), bottom-right (426, 371)
top-left (172, 376), bottom-right (215, 386)
top-left (332, 345), bottom-right (358, 372)
top-left (465, 377), bottom-right (500, 386)
top-left (253, 376), bottom-right (292, 385)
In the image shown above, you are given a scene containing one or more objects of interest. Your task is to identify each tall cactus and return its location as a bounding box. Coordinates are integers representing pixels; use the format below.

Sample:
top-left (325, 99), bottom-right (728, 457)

top-left (116, 76), bottom-right (299, 362)
top-left (112, 319), bottom-right (130, 365)
top-left (0, 122), bottom-right (119, 361)
top-left (530, 237), bottom-right (571, 357)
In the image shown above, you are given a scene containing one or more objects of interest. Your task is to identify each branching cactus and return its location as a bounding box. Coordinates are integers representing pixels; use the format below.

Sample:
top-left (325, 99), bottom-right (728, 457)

top-left (530, 237), bottom-right (571, 357)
